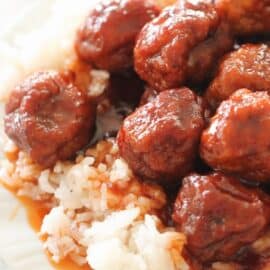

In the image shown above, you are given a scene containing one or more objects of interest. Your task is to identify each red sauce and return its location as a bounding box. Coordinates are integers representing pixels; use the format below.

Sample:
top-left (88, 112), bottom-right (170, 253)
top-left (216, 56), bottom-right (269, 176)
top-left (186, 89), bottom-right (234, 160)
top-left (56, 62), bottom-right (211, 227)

top-left (2, 184), bottom-right (90, 270)
top-left (50, 257), bottom-right (90, 270)
top-left (156, 0), bottom-right (176, 8)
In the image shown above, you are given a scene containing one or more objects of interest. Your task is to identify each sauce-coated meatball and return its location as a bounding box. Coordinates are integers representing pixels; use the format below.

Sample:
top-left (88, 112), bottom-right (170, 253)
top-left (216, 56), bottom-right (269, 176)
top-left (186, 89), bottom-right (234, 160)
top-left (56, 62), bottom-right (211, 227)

top-left (215, 0), bottom-right (270, 36)
top-left (117, 88), bottom-right (205, 183)
top-left (4, 71), bottom-right (95, 167)
top-left (75, 0), bottom-right (159, 72)
top-left (134, 0), bottom-right (233, 91)
top-left (173, 172), bottom-right (270, 262)
top-left (205, 44), bottom-right (270, 110)
top-left (201, 89), bottom-right (270, 182)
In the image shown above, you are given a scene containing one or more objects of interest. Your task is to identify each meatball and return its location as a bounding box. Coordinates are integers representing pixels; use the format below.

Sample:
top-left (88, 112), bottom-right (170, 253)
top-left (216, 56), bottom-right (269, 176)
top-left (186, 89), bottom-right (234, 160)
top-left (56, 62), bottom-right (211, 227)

top-left (215, 0), bottom-right (270, 36)
top-left (201, 89), bottom-right (270, 182)
top-left (4, 71), bottom-right (95, 167)
top-left (134, 0), bottom-right (233, 91)
top-left (205, 44), bottom-right (270, 110)
top-left (173, 172), bottom-right (270, 262)
top-left (117, 88), bottom-right (205, 183)
top-left (75, 0), bottom-right (159, 72)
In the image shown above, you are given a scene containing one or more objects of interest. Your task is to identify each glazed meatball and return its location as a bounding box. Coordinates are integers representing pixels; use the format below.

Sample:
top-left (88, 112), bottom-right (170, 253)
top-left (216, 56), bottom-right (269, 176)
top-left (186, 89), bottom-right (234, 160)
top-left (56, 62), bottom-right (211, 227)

top-left (75, 0), bottom-right (159, 72)
top-left (173, 172), bottom-right (270, 262)
top-left (205, 44), bottom-right (270, 110)
top-left (117, 88), bottom-right (205, 183)
top-left (134, 0), bottom-right (233, 91)
top-left (201, 89), bottom-right (270, 182)
top-left (215, 0), bottom-right (270, 36)
top-left (4, 71), bottom-right (95, 167)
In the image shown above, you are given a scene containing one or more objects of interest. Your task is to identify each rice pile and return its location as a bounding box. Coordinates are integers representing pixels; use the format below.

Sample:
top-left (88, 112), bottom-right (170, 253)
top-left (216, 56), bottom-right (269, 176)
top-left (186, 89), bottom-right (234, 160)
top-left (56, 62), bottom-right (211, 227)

top-left (0, 0), bottom-right (96, 102)
top-left (0, 138), bottom-right (188, 270)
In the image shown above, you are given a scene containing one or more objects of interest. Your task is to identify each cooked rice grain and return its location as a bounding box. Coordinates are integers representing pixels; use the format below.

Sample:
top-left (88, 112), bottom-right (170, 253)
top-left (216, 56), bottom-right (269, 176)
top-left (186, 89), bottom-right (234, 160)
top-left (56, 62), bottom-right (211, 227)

top-left (0, 138), bottom-right (188, 269)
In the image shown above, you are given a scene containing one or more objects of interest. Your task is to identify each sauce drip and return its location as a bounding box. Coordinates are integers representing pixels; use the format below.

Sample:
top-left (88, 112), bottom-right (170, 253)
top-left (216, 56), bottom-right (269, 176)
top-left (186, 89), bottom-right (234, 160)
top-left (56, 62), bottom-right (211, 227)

top-left (50, 258), bottom-right (90, 270)
top-left (2, 184), bottom-right (90, 270)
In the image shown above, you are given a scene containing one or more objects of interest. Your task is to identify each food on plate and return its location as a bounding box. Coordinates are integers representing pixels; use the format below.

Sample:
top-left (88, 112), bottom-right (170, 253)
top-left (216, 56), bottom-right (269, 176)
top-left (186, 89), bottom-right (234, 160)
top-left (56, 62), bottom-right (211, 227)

top-left (139, 85), bottom-right (158, 105)
top-left (117, 88), bottom-right (205, 183)
top-left (134, 0), bottom-right (233, 91)
top-left (4, 70), bottom-right (95, 168)
top-left (75, 0), bottom-right (160, 71)
top-left (201, 89), bottom-right (270, 183)
top-left (1, 0), bottom-right (270, 269)
top-left (173, 172), bottom-right (270, 262)
top-left (106, 69), bottom-right (145, 109)
top-left (2, 137), bottom-right (190, 270)
top-left (156, 0), bottom-right (176, 8)
top-left (90, 69), bottom-right (145, 143)
top-left (215, 0), bottom-right (270, 36)
top-left (205, 44), bottom-right (270, 110)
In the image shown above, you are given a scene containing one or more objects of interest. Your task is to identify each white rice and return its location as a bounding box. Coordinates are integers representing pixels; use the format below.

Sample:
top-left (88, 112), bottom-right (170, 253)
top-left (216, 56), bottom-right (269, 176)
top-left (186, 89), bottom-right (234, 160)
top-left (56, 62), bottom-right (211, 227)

top-left (0, 0), bottom-right (98, 101)
top-left (1, 138), bottom-right (188, 269)
top-left (40, 206), bottom-right (188, 270)
top-left (84, 209), bottom-right (188, 270)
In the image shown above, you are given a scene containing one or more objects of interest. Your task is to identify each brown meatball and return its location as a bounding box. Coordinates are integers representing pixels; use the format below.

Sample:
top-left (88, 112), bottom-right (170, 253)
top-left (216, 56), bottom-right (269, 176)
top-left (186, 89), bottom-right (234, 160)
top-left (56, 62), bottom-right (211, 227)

top-left (134, 0), bottom-right (233, 91)
top-left (4, 71), bottom-right (95, 167)
top-left (75, 0), bottom-right (159, 72)
top-left (173, 172), bottom-right (270, 262)
top-left (215, 0), bottom-right (270, 36)
top-left (205, 44), bottom-right (270, 110)
top-left (201, 89), bottom-right (270, 182)
top-left (117, 88), bottom-right (205, 183)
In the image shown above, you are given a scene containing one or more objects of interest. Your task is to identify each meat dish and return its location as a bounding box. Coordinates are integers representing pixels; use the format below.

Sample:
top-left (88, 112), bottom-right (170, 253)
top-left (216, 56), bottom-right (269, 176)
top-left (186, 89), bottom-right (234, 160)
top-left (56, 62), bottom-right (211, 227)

top-left (1, 0), bottom-right (270, 269)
